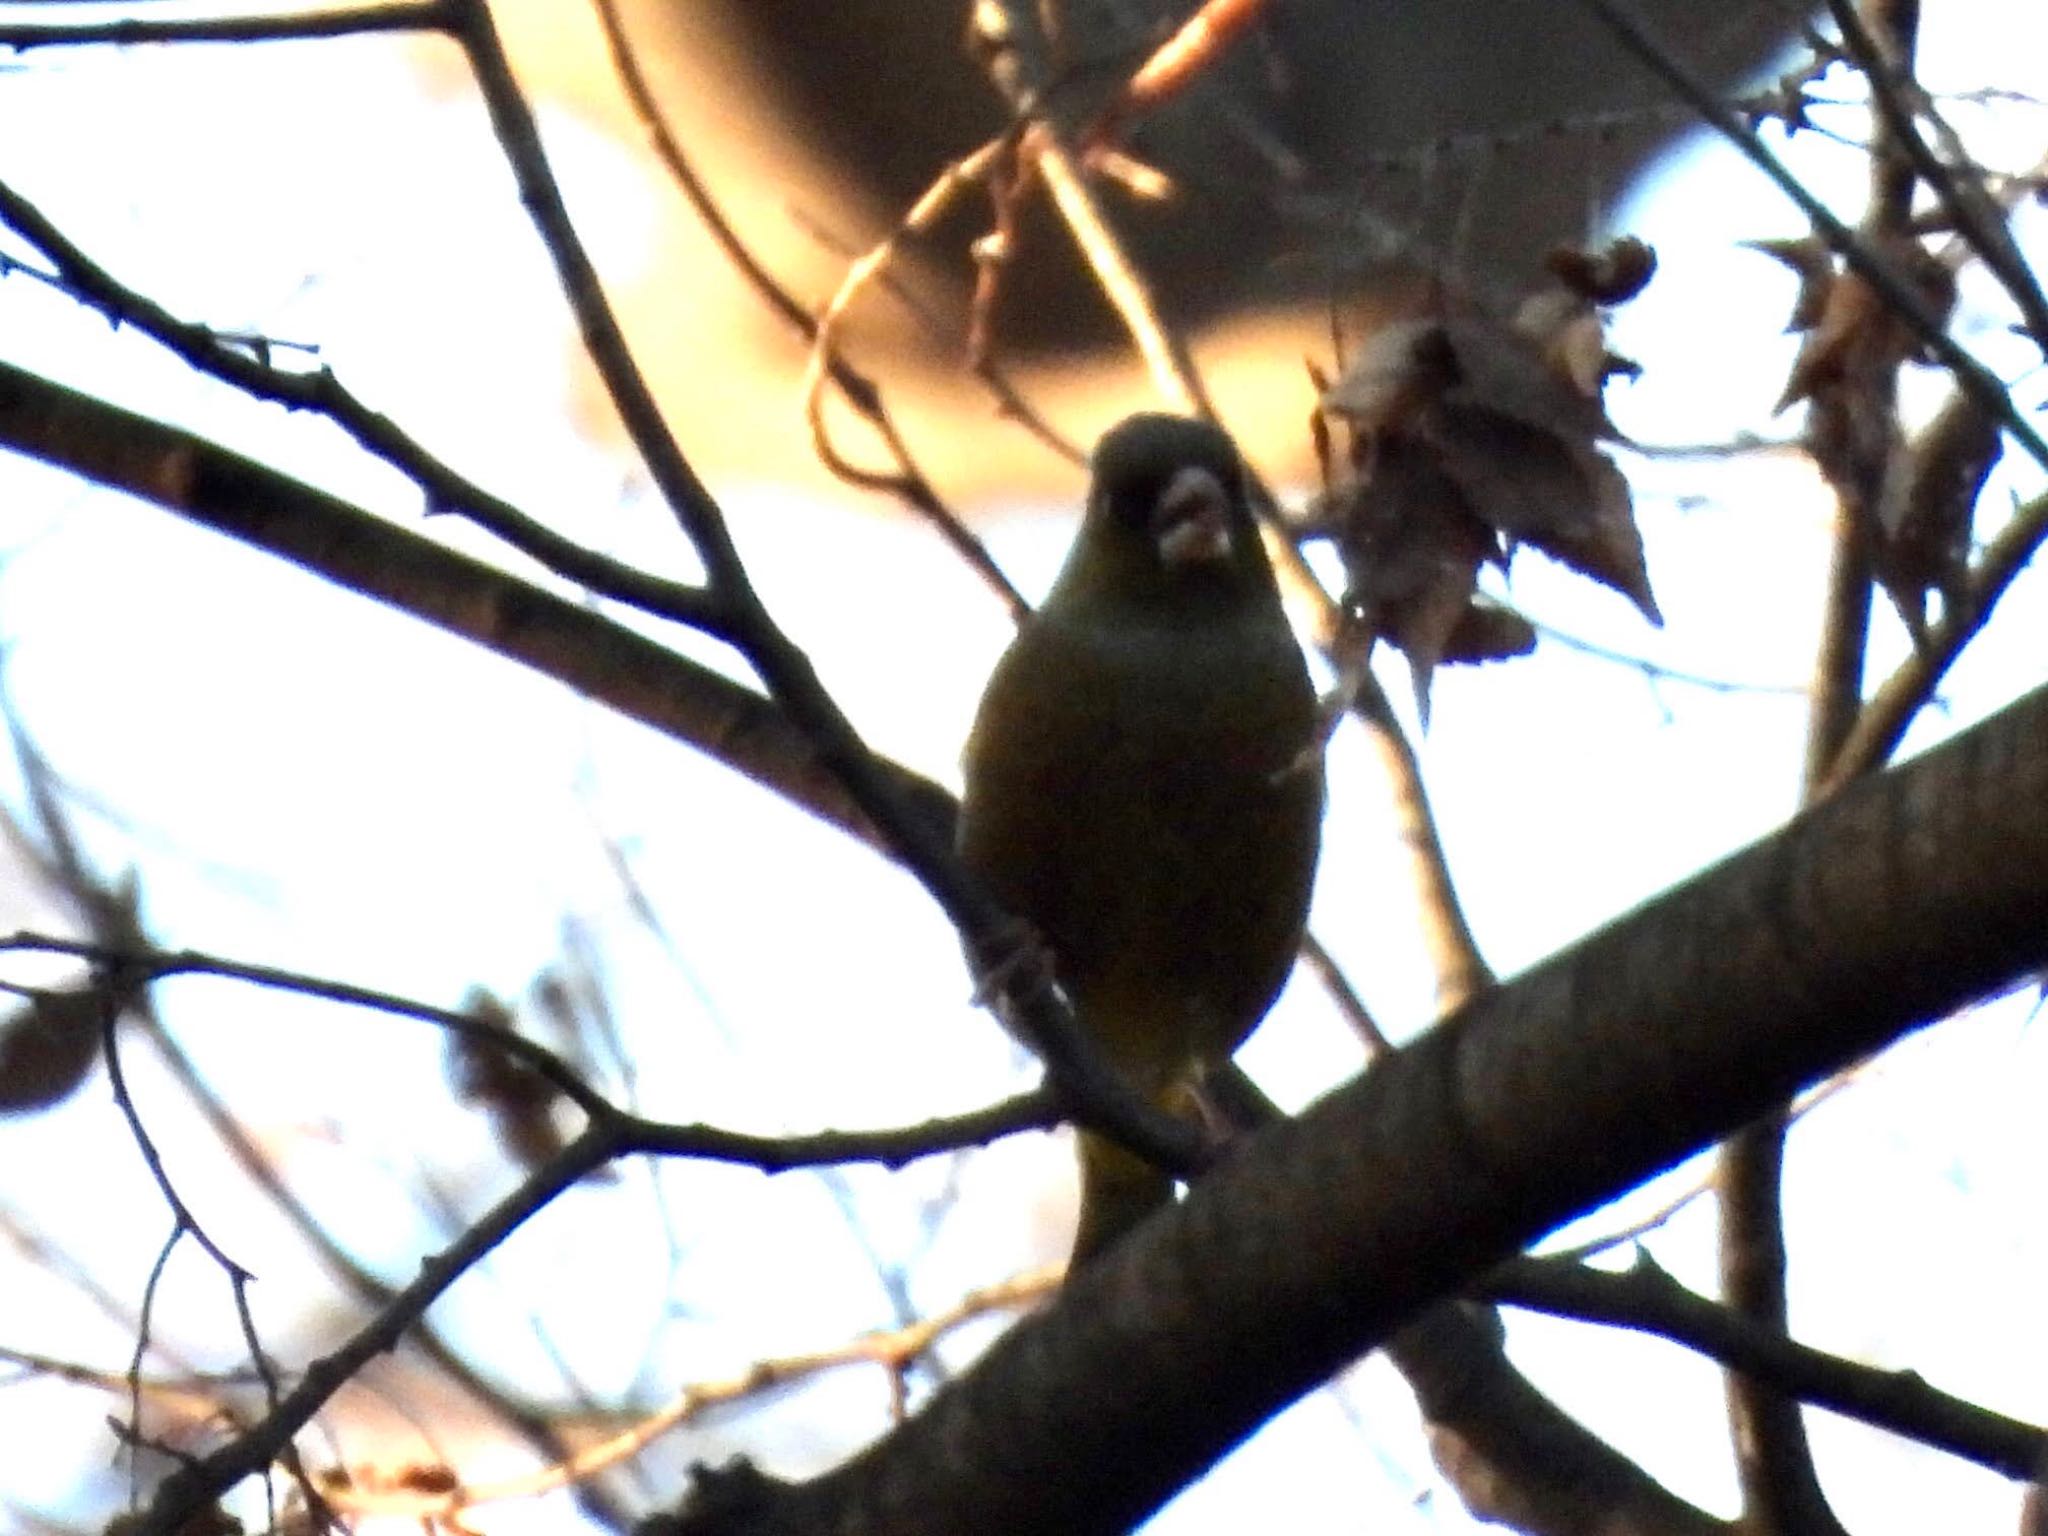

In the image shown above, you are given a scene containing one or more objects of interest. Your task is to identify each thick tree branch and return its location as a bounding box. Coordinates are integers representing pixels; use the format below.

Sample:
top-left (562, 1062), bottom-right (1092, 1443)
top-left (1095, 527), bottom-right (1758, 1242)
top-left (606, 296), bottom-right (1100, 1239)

top-left (0, 357), bottom-right (957, 854)
top-left (646, 676), bottom-right (2048, 1536)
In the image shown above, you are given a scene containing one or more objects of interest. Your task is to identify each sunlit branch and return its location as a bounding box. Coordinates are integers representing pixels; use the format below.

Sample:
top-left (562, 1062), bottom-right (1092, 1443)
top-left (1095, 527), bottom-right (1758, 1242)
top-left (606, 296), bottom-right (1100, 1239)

top-left (586, 0), bottom-right (1033, 623)
top-left (324, 1266), bottom-right (1061, 1521)
top-left (446, 0), bottom-right (1203, 1198)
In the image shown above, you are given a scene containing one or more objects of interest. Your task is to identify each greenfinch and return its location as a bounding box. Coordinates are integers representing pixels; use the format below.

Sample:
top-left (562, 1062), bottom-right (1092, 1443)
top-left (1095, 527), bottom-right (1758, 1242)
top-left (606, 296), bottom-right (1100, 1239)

top-left (959, 413), bottom-right (1325, 1263)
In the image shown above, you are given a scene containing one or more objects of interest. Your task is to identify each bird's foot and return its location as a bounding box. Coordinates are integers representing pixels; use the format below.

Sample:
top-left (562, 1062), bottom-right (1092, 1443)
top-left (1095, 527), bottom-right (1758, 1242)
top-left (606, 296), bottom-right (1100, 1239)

top-left (969, 917), bottom-right (1058, 1010)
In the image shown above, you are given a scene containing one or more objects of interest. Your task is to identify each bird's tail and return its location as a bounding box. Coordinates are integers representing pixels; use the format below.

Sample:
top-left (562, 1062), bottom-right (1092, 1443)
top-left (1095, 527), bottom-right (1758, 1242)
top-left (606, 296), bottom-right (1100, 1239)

top-left (1071, 1128), bottom-right (1176, 1265)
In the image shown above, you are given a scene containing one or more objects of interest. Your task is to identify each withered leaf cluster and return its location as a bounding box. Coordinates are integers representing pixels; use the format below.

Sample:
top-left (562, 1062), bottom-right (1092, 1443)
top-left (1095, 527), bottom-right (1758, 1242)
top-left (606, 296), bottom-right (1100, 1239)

top-left (1877, 388), bottom-right (2003, 627)
top-left (1752, 234), bottom-right (1991, 628)
top-left (1751, 233), bottom-right (1957, 415)
top-left (0, 983), bottom-right (106, 1115)
top-left (1305, 238), bottom-right (1662, 718)
top-left (445, 987), bottom-right (576, 1175)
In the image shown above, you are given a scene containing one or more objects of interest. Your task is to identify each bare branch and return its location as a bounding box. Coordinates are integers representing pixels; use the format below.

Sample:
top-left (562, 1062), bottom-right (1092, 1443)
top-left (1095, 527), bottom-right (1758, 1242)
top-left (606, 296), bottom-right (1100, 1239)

top-left (0, 357), bottom-right (956, 853)
top-left (446, 0), bottom-right (1195, 1184)
top-left (0, 2), bottom-right (445, 49)
top-left (324, 1268), bottom-right (1060, 1522)
top-left (1822, 0), bottom-right (2048, 352)
top-left (0, 169), bottom-right (732, 638)
top-left (1490, 1253), bottom-right (2048, 1482)
top-left (645, 677), bottom-right (2048, 1536)
top-left (1568, 0), bottom-right (2048, 474)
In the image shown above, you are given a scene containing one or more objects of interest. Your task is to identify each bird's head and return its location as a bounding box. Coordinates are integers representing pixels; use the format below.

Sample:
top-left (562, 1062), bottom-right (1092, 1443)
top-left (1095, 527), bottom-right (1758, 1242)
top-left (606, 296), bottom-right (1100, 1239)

top-left (1046, 414), bottom-right (1280, 621)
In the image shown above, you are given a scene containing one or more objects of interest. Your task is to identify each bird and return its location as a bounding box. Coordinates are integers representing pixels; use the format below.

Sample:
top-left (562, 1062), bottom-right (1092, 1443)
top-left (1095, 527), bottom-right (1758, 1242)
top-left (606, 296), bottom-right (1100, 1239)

top-left (959, 413), bottom-right (1325, 1264)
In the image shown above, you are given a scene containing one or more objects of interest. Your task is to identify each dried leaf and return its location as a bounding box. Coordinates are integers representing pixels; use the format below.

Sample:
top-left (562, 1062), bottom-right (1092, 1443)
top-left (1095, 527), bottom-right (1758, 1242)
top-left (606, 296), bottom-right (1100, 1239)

top-left (1440, 602), bottom-right (1539, 665)
top-left (1307, 437), bottom-right (1502, 720)
top-left (445, 988), bottom-right (570, 1174)
top-left (1319, 317), bottom-right (1462, 434)
top-left (1772, 239), bottom-right (1957, 413)
top-left (1545, 236), bottom-right (1658, 305)
top-left (1313, 256), bottom-right (1661, 711)
top-left (1513, 290), bottom-right (1612, 398)
top-left (1745, 235), bottom-right (1836, 331)
top-left (1422, 405), bottom-right (1661, 624)
top-left (1877, 389), bottom-right (2003, 620)
top-left (0, 985), bottom-right (103, 1115)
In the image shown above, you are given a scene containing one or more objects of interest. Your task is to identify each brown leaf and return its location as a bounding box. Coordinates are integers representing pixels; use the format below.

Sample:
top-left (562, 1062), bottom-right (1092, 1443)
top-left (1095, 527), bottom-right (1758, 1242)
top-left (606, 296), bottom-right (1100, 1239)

top-left (1314, 264), bottom-right (1661, 706)
top-left (1877, 389), bottom-right (2004, 621)
top-left (1746, 235), bottom-right (1836, 331)
top-left (1513, 290), bottom-right (1613, 398)
top-left (1440, 603), bottom-right (1539, 665)
top-left (1308, 436), bottom-right (1504, 720)
top-left (0, 985), bottom-right (104, 1115)
top-left (445, 988), bottom-right (570, 1174)
top-left (1421, 405), bottom-right (1661, 624)
top-left (1772, 239), bottom-right (1958, 413)
top-left (1545, 236), bottom-right (1658, 305)
top-left (1319, 317), bottom-right (1462, 435)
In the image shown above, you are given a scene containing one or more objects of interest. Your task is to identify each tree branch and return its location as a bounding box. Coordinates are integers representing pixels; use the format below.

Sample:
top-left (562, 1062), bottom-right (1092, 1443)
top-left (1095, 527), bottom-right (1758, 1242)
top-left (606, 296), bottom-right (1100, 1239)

top-left (0, 357), bottom-right (956, 854)
top-left (0, 167), bottom-right (733, 639)
top-left (444, 0), bottom-right (1199, 1182)
top-left (0, 2), bottom-right (446, 49)
top-left (645, 676), bottom-right (2048, 1536)
top-left (1489, 1253), bottom-right (2048, 1482)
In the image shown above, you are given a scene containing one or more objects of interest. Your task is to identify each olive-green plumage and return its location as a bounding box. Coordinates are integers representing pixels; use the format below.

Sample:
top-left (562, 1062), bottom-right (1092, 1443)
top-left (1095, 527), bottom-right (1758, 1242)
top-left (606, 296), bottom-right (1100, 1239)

top-left (959, 414), bottom-right (1324, 1264)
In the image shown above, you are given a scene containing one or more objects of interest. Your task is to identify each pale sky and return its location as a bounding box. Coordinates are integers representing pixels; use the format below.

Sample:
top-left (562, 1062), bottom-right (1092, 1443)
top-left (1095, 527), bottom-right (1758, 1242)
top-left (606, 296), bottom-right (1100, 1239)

top-left (0, 4), bottom-right (2044, 1532)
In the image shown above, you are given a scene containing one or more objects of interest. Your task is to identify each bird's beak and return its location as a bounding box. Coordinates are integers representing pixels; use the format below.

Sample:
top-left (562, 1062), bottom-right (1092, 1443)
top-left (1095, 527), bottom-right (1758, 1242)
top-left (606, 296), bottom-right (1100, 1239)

top-left (1151, 465), bottom-right (1235, 566)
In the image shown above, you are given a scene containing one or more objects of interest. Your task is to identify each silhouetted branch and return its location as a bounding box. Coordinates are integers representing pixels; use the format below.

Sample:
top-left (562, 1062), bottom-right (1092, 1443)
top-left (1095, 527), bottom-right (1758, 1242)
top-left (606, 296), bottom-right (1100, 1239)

top-left (1489, 1253), bottom-right (2048, 1482)
top-left (0, 169), bottom-right (733, 639)
top-left (0, 1), bottom-right (445, 48)
top-left (647, 677), bottom-right (2048, 1536)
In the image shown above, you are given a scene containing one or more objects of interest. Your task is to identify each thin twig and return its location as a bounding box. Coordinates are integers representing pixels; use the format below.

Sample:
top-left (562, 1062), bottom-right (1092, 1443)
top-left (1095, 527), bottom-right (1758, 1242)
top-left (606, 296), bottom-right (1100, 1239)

top-left (584, 0), bottom-right (1031, 621)
top-left (1531, 618), bottom-right (1811, 700)
top-left (1298, 933), bottom-right (1391, 1055)
top-left (1823, 487), bottom-right (2048, 792)
top-left (1569, 0), bottom-right (2048, 475)
top-left (0, 932), bottom-right (612, 1115)
top-left (1034, 127), bottom-right (1213, 420)
top-left (0, 931), bottom-right (1059, 1172)
top-left (1822, 0), bottom-right (2048, 352)
top-left (0, 170), bottom-right (733, 639)
top-left (0, 1), bottom-right (445, 48)
top-left (1081, 0), bottom-right (1274, 151)
top-left (323, 1267), bottom-right (1062, 1520)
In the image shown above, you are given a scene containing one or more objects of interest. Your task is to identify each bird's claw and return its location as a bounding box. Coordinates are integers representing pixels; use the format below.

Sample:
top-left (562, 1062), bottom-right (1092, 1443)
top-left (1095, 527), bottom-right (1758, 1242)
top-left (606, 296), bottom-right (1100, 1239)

top-left (970, 918), bottom-right (1058, 1009)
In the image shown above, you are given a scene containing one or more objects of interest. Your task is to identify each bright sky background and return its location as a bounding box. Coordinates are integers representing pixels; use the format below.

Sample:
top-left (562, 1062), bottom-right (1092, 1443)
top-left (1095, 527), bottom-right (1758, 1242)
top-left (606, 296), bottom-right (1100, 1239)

top-left (0, 2), bottom-right (2045, 1532)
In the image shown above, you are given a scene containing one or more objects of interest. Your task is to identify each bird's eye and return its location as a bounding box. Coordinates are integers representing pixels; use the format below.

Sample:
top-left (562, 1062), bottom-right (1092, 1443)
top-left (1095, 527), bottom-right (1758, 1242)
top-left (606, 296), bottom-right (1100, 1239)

top-left (1150, 465), bottom-right (1234, 566)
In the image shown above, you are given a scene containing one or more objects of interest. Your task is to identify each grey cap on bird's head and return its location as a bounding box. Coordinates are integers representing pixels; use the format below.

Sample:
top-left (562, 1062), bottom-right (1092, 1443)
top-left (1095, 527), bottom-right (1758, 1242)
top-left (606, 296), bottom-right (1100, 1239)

top-left (1091, 413), bottom-right (1242, 492)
